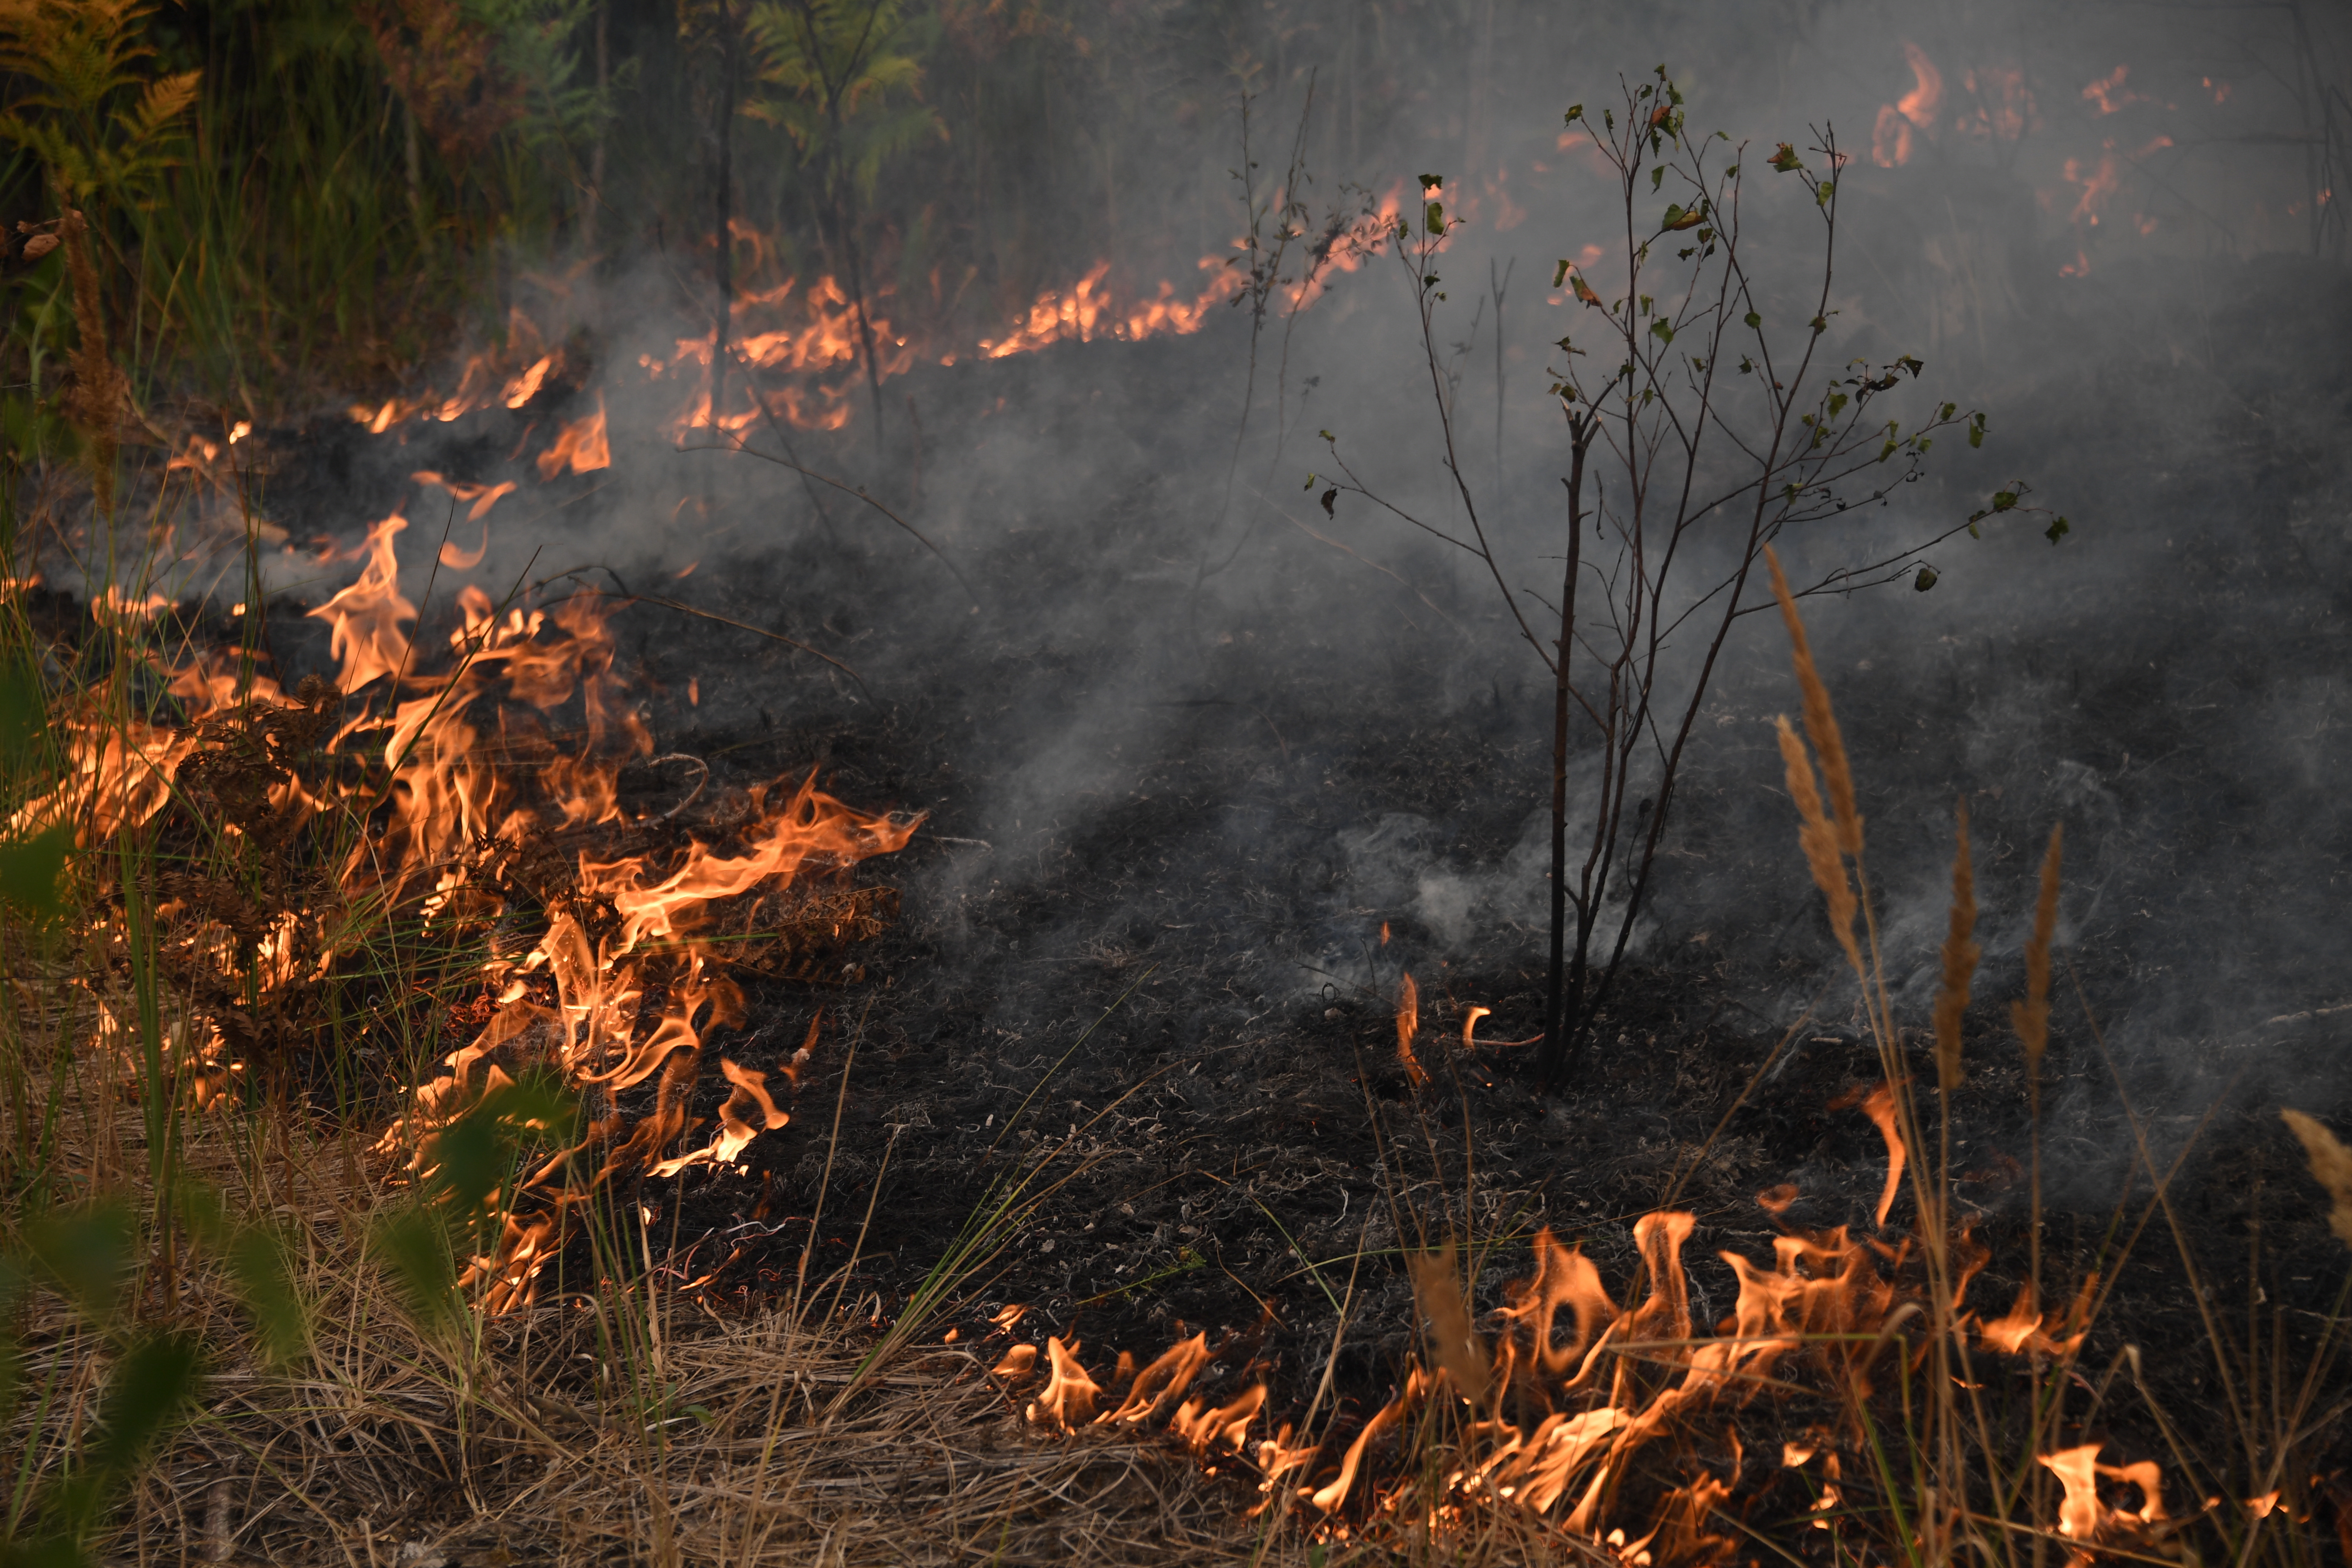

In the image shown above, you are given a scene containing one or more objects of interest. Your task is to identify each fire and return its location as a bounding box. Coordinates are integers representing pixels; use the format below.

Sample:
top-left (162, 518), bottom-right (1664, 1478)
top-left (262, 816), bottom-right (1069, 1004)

top-left (1395, 972), bottom-right (1427, 1087)
top-left (534, 396), bottom-right (610, 479)
top-left (347, 211), bottom-right (1395, 444)
top-left (2082, 65), bottom-right (2143, 117)
top-left (30, 508), bottom-right (923, 1308)
top-left (2041, 1443), bottom-right (2166, 1540)
top-left (983, 1087), bottom-right (2148, 1554)
top-left (977, 258), bottom-right (1239, 358)
top-left (1871, 42), bottom-right (1943, 166)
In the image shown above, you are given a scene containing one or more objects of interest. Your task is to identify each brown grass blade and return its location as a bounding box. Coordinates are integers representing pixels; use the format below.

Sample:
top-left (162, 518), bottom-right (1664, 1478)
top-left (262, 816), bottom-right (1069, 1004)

top-left (1933, 799), bottom-right (1979, 1096)
top-left (2010, 825), bottom-right (2063, 1066)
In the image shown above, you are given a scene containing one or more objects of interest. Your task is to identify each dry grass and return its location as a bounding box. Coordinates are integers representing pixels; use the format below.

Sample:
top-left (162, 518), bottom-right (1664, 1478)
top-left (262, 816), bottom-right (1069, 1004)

top-left (23, 1095), bottom-right (1298, 1568)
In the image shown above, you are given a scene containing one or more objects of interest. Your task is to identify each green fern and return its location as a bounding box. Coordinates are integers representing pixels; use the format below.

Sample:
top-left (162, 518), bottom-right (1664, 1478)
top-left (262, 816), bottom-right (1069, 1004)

top-left (0, 0), bottom-right (197, 208)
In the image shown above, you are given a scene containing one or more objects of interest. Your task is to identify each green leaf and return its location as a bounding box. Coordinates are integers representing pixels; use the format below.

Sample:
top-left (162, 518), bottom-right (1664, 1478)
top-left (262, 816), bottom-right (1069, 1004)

top-left (1650, 166), bottom-right (1665, 192)
top-left (24, 1203), bottom-right (138, 1326)
top-left (1768, 143), bottom-right (1803, 172)
top-left (1914, 566), bottom-right (1939, 591)
top-left (1650, 318), bottom-right (1674, 345)
top-left (1552, 258), bottom-right (1570, 288)
top-left (2045, 515), bottom-right (2070, 545)
top-left (1565, 104), bottom-right (1584, 122)
top-left (1425, 201), bottom-right (1444, 234)
top-left (0, 824), bottom-right (70, 920)
top-left (375, 1207), bottom-right (462, 1339)
top-left (84, 1332), bottom-right (200, 1482)
top-left (1743, 310), bottom-right (1761, 329)
top-left (0, 658), bottom-right (46, 764)
top-left (1418, 173), bottom-right (1443, 191)
top-left (225, 1225), bottom-right (307, 1368)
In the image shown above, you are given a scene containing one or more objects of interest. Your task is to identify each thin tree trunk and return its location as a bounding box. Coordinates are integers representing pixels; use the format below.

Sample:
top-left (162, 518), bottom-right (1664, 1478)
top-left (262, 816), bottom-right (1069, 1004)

top-left (1541, 420), bottom-right (1592, 1089)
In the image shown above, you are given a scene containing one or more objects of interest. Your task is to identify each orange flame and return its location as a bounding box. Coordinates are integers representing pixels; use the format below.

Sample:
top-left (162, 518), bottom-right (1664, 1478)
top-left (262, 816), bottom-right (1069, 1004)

top-left (535, 396), bottom-right (610, 479)
top-left (1396, 972), bottom-right (1427, 1087)
top-left (1872, 43), bottom-right (1943, 166)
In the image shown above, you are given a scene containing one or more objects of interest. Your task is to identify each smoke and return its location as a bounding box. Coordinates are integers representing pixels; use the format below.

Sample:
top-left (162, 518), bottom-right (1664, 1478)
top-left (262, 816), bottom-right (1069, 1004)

top-left (61, 1), bottom-right (2350, 1142)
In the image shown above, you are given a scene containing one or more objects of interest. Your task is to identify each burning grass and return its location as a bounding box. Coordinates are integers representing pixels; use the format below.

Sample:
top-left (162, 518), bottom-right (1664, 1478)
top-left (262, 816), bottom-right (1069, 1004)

top-left (5, 509), bottom-right (2349, 1566)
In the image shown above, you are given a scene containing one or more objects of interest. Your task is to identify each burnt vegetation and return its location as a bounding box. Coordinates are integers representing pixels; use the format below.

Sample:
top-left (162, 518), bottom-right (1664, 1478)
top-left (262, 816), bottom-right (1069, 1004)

top-left (0, 2), bottom-right (2350, 1565)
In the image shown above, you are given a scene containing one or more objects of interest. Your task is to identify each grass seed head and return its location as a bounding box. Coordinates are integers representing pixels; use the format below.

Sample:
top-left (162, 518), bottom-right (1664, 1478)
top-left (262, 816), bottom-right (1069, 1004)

top-left (2281, 1110), bottom-right (2352, 1252)
top-left (1765, 545), bottom-right (1862, 857)
top-left (1776, 714), bottom-right (1861, 976)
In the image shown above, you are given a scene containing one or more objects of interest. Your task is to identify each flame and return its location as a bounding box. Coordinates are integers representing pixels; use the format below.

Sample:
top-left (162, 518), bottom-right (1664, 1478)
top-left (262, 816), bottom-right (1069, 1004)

top-left (981, 1085), bottom-right (2155, 1552)
top-left (1872, 43), bottom-right (1943, 166)
top-left (1395, 972), bottom-right (1427, 1087)
top-left (102, 515), bottom-right (929, 1307)
top-left (536, 396), bottom-right (610, 479)
top-left (2082, 65), bottom-right (2142, 117)
top-left (1028, 1336), bottom-right (1102, 1430)
top-left (2040, 1443), bottom-right (2166, 1541)
top-left (354, 223), bottom-right (1391, 443)
top-left (1860, 1083), bottom-right (1906, 1228)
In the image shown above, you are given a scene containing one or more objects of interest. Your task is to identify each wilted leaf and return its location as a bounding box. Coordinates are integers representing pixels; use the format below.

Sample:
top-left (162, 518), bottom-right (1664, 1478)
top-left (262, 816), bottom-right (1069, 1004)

top-left (1769, 143), bottom-right (1803, 172)
top-left (1661, 203), bottom-right (1703, 231)
top-left (1319, 488), bottom-right (1337, 517)
top-left (1569, 272), bottom-right (1602, 307)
